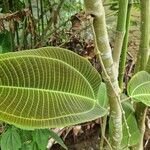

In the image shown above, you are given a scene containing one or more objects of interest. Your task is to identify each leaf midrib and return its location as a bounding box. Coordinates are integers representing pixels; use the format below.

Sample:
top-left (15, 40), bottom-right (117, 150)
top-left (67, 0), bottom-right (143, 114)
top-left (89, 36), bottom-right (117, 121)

top-left (130, 81), bottom-right (150, 96)
top-left (0, 85), bottom-right (95, 100)
top-left (131, 94), bottom-right (150, 98)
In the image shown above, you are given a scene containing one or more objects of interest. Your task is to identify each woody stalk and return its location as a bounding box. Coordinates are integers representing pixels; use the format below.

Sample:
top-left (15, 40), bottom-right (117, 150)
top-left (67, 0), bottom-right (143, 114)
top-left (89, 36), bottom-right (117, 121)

top-left (84, 0), bottom-right (122, 149)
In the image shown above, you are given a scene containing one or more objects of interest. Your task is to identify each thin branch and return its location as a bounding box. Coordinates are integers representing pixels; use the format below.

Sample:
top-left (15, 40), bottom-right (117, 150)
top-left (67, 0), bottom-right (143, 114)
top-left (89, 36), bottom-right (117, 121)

top-left (118, 0), bottom-right (133, 91)
top-left (112, 0), bottom-right (128, 77)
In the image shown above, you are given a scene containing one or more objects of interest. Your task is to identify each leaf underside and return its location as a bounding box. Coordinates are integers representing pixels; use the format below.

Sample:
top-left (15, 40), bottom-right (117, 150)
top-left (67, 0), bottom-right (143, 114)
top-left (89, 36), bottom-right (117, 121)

top-left (127, 71), bottom-right (150, 106)
top-left (0, 47), bottom-right (106, 129)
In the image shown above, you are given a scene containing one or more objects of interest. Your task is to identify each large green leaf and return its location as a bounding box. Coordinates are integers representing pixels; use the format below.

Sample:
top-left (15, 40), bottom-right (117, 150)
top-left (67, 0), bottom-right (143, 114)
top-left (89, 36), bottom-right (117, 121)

top-left (0, 47), bottom-right (106, 129)
top-left (127, 71), bottom-right (150, 106)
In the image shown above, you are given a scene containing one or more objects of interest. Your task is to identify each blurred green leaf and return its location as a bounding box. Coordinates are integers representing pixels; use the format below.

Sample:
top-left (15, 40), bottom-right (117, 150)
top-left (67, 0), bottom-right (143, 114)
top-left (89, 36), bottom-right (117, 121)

top-left (0, 127), bottom-right (21, 150)
top-left (32, 129), bottom-right (50, 150)
top-left (32, 129), bottom-right (67, 150)
top-left (49, 129), bottom-right (68, 150)
top-left (19, 129), bottom-right (32, 143)
top-left (0, 30), bottom-right (13, 53)
top-left (20, 143), bottom-right (32, 150)
top-left (29, 141), bottom-right (39, 150)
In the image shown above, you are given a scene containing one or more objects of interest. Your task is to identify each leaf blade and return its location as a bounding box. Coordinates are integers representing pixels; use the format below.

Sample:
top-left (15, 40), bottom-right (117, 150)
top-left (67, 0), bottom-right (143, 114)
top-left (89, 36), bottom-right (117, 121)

top-left (0, 48), bottom-right (106, 129)
top-left (0, 47), bottom-right (101, 96)
top-left (0, 127), bottom-right (21, 150)
top-left (127, 71), bottom-right (150, 106)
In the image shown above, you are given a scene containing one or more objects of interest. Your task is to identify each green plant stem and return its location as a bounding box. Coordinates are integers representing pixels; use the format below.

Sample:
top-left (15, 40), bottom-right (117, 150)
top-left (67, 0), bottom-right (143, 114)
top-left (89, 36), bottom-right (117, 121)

top-left (100, 115), bottom-right (113, 150)
top-left (15, 22), bottom-right (20, 47)
top-left (100, 115), bottom-right (107, 149)
top-left (135, 0), bottom-right (150, 71)
top-left (84, 0), bottom-right (122, 149)
top-left (118, 1), bottom-right (133, 91)
top-left (112, 0), bottom-right (128, 77)
top-left (22, 17), bottom-right (28, 49)
top-left (36, 0), bottom-right (40, 35)
top-left (132, 104), bottom-right (148, 150)
top-left (28, 0), bottom-right (33, 48)
top-left (57, 0), bottom-right (65, 13)
top-left (146, 56), bottom-right (150, 73)
top-left (34, 19), bottom-right (71, 48)
top-left (40, 0), bottom-right (65, 41)
top-left (28, 0), bottom-right (33, 14)
top-left (133, 0), bottom-right (150, 149)
top-left (10, 30), bottom-right (15, 52)
top-left (40, 0), bottom-right (44, 34)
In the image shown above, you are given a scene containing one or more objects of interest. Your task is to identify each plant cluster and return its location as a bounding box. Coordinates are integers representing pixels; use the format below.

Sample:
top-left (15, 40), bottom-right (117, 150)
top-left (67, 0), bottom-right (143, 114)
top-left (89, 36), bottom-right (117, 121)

top-left (0, 0), bottom-right (150, 150)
